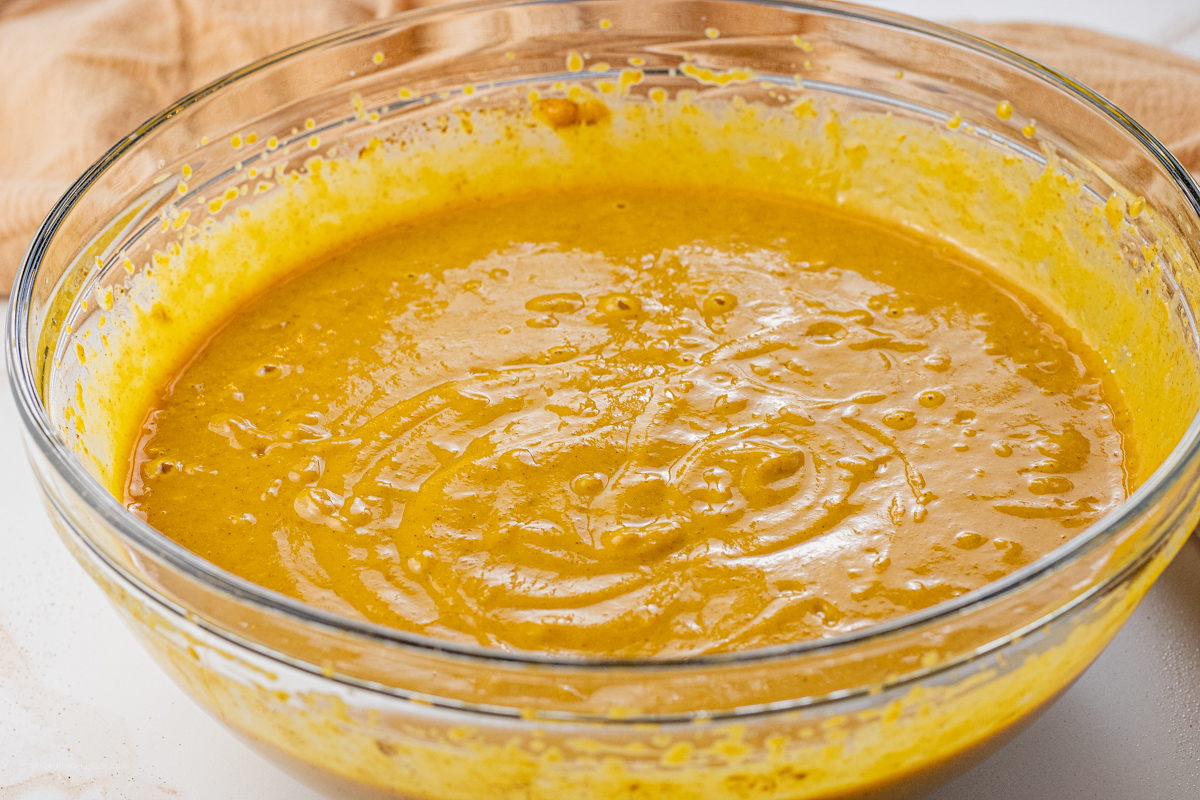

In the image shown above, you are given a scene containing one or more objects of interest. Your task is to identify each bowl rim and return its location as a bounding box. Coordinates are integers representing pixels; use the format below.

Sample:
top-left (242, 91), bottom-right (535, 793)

top-left (9, 0), bottom-right (1200, 671)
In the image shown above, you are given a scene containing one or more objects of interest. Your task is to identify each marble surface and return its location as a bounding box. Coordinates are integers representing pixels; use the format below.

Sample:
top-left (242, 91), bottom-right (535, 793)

top-left (4, 1), bottom-right (1200, 797)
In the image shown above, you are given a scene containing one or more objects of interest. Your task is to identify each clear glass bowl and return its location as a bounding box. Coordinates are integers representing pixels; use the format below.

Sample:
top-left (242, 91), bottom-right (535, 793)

top-left (10, 1), bottom-right (1200, 798)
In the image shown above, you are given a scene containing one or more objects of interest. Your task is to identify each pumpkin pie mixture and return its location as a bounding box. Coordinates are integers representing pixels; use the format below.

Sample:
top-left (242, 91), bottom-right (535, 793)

top-left (122, 173), bottom-right (1129, 657)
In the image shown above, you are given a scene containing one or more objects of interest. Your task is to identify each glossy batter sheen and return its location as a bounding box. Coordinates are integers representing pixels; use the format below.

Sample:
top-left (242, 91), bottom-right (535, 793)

top-left (125, 186), bottom-right (1128, 657)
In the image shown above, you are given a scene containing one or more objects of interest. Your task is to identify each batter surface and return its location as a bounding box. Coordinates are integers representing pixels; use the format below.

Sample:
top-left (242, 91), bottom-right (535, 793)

top-left (125, 186), bottom-right (1128, 657)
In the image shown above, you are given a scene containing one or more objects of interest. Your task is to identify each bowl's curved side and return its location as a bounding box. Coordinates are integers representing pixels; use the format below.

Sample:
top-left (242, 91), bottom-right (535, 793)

top-left (44, 464), bottom-right (1189, 800)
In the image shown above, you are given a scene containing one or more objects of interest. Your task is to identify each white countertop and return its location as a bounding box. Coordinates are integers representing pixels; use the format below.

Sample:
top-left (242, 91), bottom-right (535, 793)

top-left (4, 2), bottom-right (1200, 797)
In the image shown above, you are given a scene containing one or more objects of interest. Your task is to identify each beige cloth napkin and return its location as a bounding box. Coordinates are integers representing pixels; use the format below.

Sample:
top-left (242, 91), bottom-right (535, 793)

top-left (2, 3), bottom-right (1199, 295)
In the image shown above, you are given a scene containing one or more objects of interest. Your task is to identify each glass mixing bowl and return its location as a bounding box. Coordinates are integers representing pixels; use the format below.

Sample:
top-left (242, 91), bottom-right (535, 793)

top-left (10, 1), bottom-right (1200, 798)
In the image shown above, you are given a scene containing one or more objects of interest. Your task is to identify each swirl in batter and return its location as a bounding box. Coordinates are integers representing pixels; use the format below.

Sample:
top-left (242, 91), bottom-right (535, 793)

top-left (126, 186), bottom-right (1128, 656)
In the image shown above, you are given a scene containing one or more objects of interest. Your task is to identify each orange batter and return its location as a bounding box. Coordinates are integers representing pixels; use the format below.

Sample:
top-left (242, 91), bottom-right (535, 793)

top-left (124, 185), bottom-right (1128, 657)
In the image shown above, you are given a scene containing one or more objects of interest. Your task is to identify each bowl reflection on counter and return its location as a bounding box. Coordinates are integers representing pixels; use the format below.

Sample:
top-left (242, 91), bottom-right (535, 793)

top-left (9, 1), bottom-right (1200, 798)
